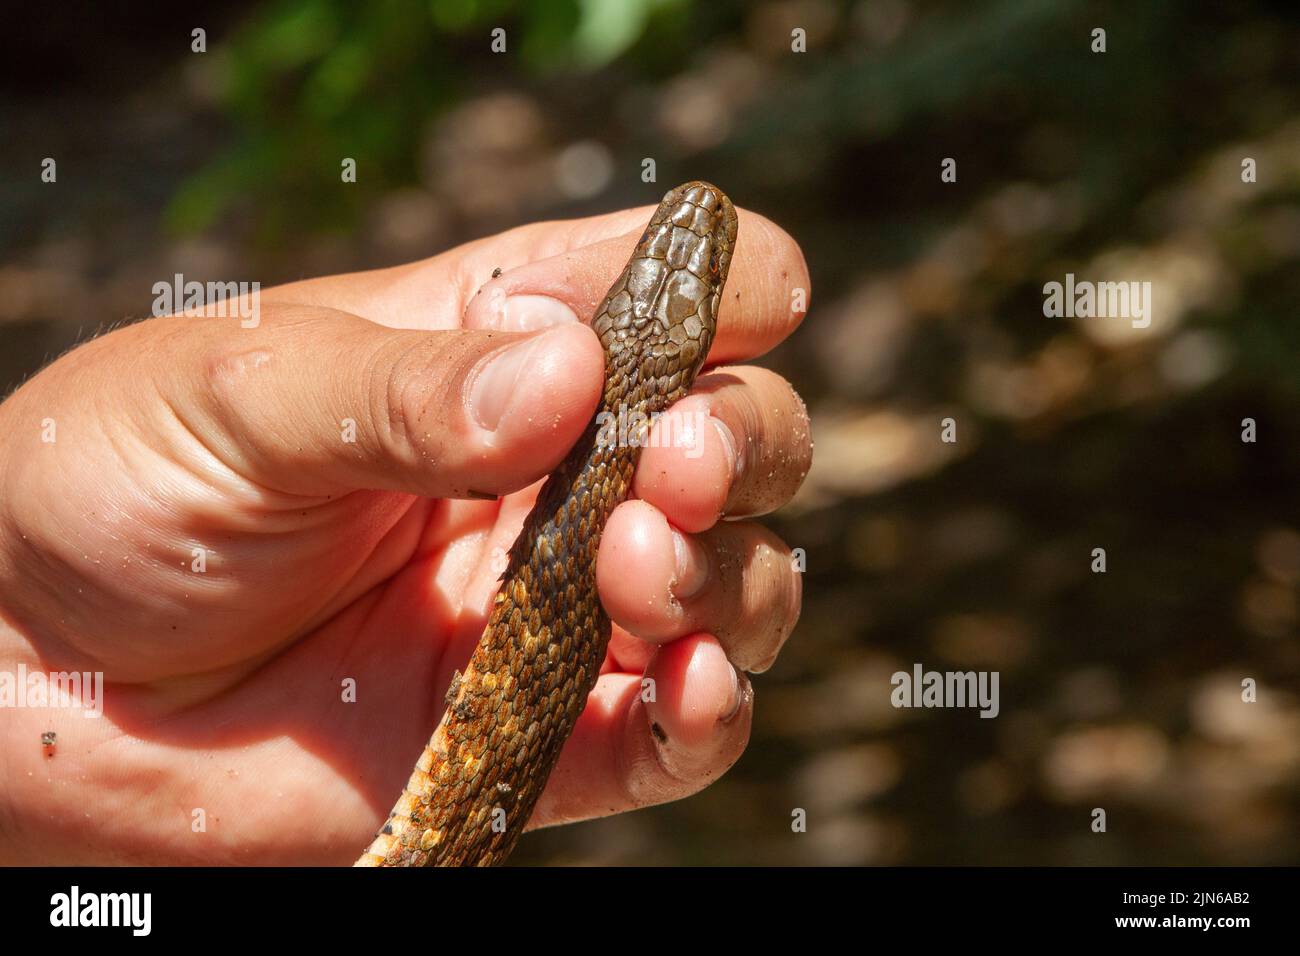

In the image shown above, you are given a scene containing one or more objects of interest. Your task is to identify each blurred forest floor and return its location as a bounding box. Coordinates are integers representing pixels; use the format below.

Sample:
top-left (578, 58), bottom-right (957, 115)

top-left (1, 0), bottom-right (1298, 863)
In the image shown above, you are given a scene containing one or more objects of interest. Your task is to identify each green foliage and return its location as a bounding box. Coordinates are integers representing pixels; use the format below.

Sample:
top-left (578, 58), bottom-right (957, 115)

top-left (167, 0), bottom-right (684, 236)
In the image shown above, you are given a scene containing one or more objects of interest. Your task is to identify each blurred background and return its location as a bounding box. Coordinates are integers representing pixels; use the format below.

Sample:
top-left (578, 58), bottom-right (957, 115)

top-left (2, 0), bottom-right (1298, 864)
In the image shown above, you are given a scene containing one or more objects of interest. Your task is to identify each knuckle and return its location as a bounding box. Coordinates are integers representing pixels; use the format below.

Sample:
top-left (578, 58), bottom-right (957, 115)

top-left (706, 524), bottom-right (801, 672)
top-left (724, 371), bottom-right (812, 518)
top-left (369, 334), bottom-right (444, 472)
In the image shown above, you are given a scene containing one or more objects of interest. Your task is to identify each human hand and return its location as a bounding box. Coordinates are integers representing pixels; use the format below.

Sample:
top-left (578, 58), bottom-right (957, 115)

top-left (0, 199), bottom-right (811, 864)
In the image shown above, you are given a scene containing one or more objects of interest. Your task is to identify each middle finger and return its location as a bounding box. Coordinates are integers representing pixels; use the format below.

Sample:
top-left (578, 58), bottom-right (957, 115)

top-left (632, 364), bottom-right (813, 533)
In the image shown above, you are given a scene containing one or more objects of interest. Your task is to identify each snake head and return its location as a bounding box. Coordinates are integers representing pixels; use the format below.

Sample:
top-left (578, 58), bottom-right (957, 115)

top-left (593, 181), bottom-right (738, 405)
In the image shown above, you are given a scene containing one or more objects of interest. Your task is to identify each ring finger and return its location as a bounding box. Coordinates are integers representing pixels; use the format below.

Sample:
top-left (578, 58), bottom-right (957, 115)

top-left (597, 501), bottom-right (802, 672)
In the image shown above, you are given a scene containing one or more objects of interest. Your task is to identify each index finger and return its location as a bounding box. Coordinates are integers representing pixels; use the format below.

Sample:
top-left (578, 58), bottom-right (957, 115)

top-left (261, 196), bottom-right (810, 366)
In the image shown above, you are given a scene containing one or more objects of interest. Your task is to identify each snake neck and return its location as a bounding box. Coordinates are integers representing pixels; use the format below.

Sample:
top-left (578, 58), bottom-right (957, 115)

top-left (504, 363), bottom-right (678, 580)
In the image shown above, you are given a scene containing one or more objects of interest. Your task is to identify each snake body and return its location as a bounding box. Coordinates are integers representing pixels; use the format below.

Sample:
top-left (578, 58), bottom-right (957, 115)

top-left (356, 182), bottom-right (737, 866)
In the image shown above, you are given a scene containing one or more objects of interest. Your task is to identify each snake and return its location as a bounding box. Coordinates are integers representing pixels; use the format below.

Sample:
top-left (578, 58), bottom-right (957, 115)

top-left (356, 181), bottom-right (738, 866)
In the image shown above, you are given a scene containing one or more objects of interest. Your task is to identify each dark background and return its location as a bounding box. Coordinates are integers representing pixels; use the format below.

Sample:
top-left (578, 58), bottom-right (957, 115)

top-left (2, 0), bottom-right (1297, 864)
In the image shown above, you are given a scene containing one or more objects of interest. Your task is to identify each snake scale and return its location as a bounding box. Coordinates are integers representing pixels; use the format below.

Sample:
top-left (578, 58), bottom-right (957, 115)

top-left (356, 182), bottom-right (738, 866)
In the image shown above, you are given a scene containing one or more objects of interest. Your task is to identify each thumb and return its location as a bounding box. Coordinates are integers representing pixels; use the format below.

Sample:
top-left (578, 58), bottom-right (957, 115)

top-left (156, 304), bottom-right (604, 498)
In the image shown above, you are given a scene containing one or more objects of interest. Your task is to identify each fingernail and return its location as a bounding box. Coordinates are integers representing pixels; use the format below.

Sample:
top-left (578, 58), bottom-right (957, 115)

top-left (499, 294), bottom-right (578, 331)
top-left (711, 416), bottom-right (744, 482)
top-left (670, 529), bottom-right (709, 600)
top-left (721, 666), bottom-right (747, 723)
top-left (470, 332), bottom-right (548, 430)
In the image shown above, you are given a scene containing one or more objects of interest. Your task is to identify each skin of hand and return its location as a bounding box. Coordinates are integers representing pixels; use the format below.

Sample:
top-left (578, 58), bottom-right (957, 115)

top-left (0, 200), bottom-right (812, 864)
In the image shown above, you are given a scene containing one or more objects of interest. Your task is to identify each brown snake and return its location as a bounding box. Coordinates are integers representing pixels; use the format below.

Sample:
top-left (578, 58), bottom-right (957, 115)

top-left (356, 182), bottom-right (738, 866)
